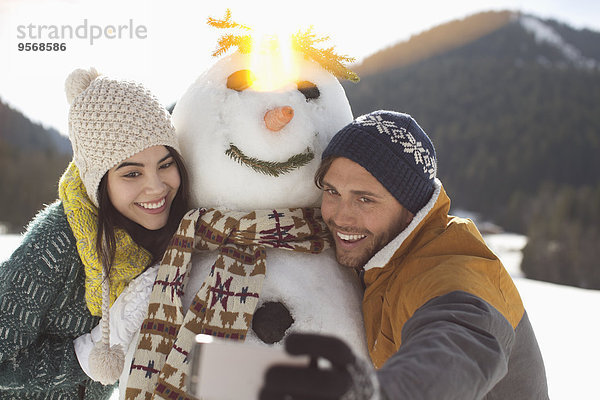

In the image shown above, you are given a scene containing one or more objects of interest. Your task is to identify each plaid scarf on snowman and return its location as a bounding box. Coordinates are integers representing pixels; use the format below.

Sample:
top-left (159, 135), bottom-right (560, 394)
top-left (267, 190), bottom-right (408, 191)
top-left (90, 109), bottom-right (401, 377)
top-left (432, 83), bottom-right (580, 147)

top-left (125, 207), bottom-right (330, 400)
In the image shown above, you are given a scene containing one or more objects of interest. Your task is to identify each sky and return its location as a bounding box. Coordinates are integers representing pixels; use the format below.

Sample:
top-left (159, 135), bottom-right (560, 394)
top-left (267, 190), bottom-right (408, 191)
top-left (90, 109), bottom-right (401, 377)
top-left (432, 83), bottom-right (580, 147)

top-left (1, 0), bottom-right (599, 136)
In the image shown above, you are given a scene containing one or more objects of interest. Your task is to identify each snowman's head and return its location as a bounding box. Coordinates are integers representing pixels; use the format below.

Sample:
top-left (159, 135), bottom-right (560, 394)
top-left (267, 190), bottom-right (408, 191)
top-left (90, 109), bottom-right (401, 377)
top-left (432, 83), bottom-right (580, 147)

top-left (173, 40), bottom-right (355, 210)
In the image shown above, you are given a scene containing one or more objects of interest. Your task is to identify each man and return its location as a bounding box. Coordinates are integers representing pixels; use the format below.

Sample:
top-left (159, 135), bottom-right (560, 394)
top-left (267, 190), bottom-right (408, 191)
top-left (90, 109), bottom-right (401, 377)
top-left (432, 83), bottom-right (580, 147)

top-left (260, 110), bottom-right (549, 399)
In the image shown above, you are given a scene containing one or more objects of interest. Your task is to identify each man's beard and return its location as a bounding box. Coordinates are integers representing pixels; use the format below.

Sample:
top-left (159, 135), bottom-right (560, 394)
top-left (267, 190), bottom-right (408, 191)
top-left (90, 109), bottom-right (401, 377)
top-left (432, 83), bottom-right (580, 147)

top-left (327, 222), bottom-right (393, 269)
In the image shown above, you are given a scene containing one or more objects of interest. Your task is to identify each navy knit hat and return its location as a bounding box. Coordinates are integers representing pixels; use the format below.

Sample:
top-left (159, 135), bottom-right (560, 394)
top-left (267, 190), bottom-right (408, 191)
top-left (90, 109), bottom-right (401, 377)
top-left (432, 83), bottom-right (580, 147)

top-left (322, 110), bottom-right (437, 214)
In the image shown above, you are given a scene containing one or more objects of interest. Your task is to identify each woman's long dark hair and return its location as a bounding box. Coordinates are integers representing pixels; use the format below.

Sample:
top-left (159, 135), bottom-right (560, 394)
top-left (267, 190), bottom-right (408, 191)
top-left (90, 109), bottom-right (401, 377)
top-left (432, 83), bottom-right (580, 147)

top-left (95, 146), bottom-right (190, 276)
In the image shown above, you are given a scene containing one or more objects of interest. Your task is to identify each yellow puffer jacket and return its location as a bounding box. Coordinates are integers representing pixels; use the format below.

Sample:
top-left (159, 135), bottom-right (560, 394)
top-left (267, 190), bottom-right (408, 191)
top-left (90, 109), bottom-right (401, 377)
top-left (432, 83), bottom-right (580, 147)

top-left (362, 179), bottom-right (548, 399)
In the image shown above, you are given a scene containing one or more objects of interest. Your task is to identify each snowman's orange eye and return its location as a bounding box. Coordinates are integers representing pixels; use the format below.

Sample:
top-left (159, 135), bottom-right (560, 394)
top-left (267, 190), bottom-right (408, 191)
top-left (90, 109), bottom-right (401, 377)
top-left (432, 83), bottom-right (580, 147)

top-left (227, 70), bottom-right (256, 91)
top-left (297, 81), bottom-right (320, 100)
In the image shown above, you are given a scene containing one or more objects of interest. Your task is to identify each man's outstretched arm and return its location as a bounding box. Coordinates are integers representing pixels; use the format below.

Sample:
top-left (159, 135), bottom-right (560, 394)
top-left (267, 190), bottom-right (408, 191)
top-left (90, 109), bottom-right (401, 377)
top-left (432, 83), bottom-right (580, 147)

top-left (378, 290), bottom-right (515, 400)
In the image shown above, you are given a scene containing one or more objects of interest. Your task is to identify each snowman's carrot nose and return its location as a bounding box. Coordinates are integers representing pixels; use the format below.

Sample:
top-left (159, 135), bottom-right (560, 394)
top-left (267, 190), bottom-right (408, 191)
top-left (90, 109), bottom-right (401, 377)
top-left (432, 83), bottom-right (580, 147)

top-left (264, 106), bottom-right (294, 131)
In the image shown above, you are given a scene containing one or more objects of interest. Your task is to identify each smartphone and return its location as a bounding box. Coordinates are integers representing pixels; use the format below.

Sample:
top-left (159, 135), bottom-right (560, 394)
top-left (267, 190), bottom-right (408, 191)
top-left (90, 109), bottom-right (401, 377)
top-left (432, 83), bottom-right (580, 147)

top-left (188, 334), bottom-right (310, 400)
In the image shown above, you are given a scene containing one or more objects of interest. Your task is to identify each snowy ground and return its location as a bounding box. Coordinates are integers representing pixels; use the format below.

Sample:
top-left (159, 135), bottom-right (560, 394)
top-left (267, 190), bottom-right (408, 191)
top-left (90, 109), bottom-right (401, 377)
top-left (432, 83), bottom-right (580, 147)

top-left (0, 235), bottom-right (22, 262)
top-left (485, 234), bottom-right (599, 400)
top-left (1, 232), bottom-right (598, 399)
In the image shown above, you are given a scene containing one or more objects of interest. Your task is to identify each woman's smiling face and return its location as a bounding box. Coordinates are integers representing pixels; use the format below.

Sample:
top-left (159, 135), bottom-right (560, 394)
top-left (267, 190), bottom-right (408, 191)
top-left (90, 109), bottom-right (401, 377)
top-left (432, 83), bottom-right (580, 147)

top-left (107, 145), bottom-right (181, 230)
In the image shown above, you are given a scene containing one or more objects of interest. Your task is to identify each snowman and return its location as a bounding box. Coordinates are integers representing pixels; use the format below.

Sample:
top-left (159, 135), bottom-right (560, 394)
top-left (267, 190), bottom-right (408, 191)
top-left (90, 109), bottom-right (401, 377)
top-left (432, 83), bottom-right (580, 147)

top-left (173, 12), bottom-right (365, 348)
top-left (120, 12), bottom-right (367, 399)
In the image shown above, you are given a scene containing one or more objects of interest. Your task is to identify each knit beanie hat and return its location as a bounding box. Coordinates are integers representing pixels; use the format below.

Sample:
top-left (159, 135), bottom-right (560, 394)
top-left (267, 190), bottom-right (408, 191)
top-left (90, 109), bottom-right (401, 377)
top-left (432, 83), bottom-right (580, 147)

top-left (65, 67), bottom-right (180, 207)
top-left (322, 110), bottom-right (437, 214)
top-left (64, 68), bottom-right (180, 385)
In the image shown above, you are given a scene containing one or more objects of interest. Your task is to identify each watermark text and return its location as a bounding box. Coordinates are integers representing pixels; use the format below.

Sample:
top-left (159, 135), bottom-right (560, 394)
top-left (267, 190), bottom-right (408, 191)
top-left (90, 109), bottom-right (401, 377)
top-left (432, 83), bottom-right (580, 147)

top-left (16, 19), bottom-right (147, 45)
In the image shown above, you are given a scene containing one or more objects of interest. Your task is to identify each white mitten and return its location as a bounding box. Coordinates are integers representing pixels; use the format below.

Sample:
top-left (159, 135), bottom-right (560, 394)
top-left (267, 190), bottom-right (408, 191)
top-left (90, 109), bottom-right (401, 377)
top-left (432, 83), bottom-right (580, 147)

top-left (74, 264), bottom-right (159, 380)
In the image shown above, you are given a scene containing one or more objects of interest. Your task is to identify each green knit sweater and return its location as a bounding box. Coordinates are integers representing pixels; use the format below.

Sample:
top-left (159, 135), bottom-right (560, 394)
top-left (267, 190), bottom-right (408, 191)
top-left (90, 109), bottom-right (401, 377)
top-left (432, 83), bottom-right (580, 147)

top-left (0, 201), bottom-right (115, 399)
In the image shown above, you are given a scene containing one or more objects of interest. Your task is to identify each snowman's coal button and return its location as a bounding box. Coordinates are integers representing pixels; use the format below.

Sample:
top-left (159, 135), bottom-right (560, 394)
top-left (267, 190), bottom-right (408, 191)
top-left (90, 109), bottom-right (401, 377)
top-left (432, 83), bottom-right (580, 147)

top-left (252, 301), bottom-right (294, 344)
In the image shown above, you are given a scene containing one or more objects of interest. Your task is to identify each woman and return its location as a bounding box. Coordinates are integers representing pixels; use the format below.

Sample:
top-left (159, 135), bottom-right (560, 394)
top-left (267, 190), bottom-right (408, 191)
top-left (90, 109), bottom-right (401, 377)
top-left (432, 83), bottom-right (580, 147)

top-left (0, 67), bottom-right (190, 399)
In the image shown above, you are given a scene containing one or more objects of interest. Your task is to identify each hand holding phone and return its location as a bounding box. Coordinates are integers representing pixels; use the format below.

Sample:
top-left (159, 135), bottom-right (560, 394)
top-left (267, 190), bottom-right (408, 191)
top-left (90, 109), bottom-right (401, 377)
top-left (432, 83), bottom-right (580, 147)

top-left (259, 333), bottom-right (379, 400)
top-left (189, 334), bottom-right (309, 400)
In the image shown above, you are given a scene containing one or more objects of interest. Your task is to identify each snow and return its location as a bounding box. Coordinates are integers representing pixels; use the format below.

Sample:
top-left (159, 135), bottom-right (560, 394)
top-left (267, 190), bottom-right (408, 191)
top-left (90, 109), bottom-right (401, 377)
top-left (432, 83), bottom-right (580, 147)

top-left (519, 15), bottom-right (597, 69)
top-left (483, 232), bottom-right (527, 278)
top-left (484, 233), bottom-right (599, 400)
top-left (2, 231), bottom-right (598, 399)
top-left (513, 279), bottom-right (600, 400)
top-left (0, 234), bottom-right (22, 262)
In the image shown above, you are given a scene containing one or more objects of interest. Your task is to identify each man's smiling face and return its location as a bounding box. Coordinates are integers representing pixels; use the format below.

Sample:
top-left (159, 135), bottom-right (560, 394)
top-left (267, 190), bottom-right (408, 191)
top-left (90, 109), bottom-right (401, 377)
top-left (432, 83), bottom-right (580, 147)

top-left (320, 157), bottom-right (414, 269)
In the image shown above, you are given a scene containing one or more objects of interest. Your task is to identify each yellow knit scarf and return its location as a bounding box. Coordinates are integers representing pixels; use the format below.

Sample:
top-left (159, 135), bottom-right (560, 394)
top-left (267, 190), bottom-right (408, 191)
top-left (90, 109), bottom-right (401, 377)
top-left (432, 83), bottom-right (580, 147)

top-left (58, 162), bottom-right (152, 316)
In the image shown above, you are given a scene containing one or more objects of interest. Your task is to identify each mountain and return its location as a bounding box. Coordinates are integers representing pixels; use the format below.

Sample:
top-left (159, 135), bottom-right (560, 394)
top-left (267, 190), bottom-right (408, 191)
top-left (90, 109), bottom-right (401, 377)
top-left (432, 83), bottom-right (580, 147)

top-left (356, 11), bottom-right (515, 77)
top-left (0, 99), bottom-right (71, 154)
top-left (345, 10), bottom-right (600, 222)
top-left (344, 10), bottom-right (600, 288)
top-left (0, 99), bottom-right (71, 232)
top-left (355, 11), bottom-right (600, 78)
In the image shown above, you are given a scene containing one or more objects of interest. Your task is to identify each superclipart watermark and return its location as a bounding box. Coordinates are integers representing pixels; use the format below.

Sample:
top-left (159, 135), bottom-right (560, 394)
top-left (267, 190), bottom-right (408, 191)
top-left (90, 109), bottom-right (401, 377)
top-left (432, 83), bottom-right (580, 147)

top-left (15, 19), bottom-right (147, 52)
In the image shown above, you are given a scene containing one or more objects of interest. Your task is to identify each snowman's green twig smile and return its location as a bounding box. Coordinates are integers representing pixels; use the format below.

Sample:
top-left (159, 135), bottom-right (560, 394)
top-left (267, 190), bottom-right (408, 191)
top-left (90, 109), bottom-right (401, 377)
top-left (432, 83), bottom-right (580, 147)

top-left (225, 144), bottom-right (314, 177)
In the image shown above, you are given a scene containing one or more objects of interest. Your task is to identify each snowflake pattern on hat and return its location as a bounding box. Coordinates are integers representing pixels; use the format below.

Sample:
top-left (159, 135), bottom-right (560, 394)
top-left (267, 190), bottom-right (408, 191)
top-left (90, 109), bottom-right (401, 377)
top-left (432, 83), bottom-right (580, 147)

top-left (355, 114), bottom-right (437, 179)
top-left (355, 114), bottom-right (406, 143)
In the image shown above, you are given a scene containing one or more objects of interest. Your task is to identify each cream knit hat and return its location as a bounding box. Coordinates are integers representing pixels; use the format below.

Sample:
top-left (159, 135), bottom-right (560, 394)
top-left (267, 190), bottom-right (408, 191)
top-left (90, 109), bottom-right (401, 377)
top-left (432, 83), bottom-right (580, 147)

top-left (65, 68), bottom-right (181, 385)
top-left (65, 67), bottom-right (180, 206)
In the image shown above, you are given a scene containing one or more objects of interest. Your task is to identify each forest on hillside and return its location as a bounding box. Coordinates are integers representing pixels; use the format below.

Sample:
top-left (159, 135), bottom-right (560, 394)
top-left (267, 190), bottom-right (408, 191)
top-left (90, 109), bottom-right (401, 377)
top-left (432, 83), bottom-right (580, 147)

top-left (0, 100), bottom-right (71, 231)
top-left (344, 15), bottom-right (600, 289)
